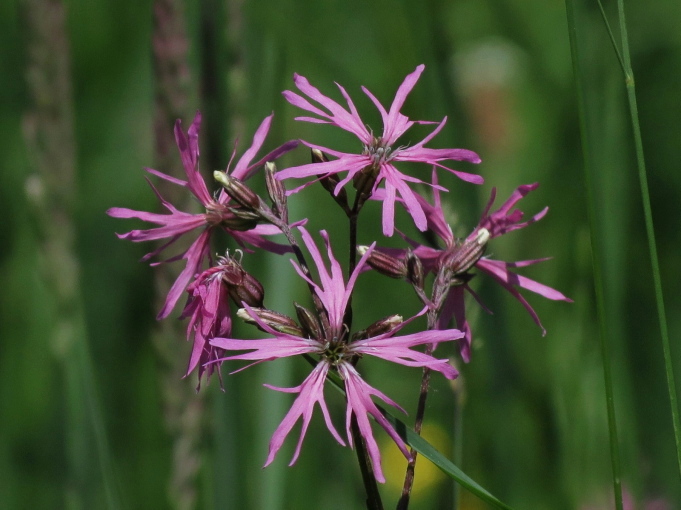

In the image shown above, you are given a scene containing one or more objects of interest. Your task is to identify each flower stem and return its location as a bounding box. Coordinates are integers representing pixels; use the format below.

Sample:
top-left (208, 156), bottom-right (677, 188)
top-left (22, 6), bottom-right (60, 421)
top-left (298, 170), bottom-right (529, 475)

top-left (345, 206), bottom-right (360, 330)
top-left (351, 416), bottom-right (385, 510)
top-left (397, 276), bottom-right (445, 509)
top-left (397, 362), bottom-right (433, 510)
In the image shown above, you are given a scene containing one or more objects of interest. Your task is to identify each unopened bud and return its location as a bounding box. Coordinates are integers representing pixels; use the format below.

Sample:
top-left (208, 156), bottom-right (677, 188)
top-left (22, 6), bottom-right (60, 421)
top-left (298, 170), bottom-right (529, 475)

top-left (312, 149), bottom-right (350, 211)
top-left (352, 314), bottom-right (403, 341)
top-left (294, 302), bottom-right (323, 340)
top-left (214, 171), bottom-right (261, 210)
top-left (227, 271), bottom-right (265, 308)
top-left (221, 208), bottom-right (260, 231)
top-left (219, 256), bottom-right (265, 307)
top-left (440, 228), bottom-right (489, 275)
top-left (265, 162), bottom-right (288, 223)
top-left (237, 307), bottom-right (304, 336)
top-left (311, 149), bottom-right (327, 163)
top-left (352, 165), bottom-right (379, 203)
top-left (406, 251), bottom-right (424, 289)
top-left (358, 246), bottom-right (407, 279)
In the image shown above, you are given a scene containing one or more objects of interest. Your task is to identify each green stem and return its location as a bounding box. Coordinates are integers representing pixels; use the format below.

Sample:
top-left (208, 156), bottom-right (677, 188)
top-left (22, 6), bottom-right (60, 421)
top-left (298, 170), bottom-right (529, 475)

top-left (351, 417), bottom-right (385, 510)
top-left (615, 0), bottom-right (681, 479)
top-left (564, 1), bottom-right (624, 508)
top-left (594, 0), bottom-right (626, 75)
top-left (397, 269), bottom-right (451, 509)
top-left (396, 363), bottom-right (432, 510)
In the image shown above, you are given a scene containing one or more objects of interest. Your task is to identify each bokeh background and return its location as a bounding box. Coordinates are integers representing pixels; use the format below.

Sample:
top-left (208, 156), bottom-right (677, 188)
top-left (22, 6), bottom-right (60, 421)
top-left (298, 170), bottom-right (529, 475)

top-left (1, 0), bottom-right (680, 508)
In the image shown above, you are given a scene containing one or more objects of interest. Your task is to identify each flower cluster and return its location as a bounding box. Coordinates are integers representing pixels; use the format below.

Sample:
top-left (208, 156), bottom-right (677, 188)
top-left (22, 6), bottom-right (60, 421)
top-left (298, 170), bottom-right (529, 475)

top-left (109, 65), bottom-right (570, 485)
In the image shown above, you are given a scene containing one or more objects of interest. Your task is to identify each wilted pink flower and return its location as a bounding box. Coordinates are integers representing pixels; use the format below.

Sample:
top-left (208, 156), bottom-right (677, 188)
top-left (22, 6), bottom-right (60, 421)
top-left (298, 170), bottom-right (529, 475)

top-left (277, 65), bottom-right (482, 236)
top-left (210, 227), bottom-right (463, 482)
top-left (377, 174), bottom-right (571, 361)
top-left (108, 111), bottom-right (297, 318)
top-left (180, 263), bottom-right (231, 390)
top-left (180, 252), bottom-right (265, 389)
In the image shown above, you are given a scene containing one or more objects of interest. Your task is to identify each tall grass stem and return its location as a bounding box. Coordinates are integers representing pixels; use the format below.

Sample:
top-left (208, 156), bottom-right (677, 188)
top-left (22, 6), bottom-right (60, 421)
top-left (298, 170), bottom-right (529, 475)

top-left (564, 1), bottom-right (624, 507)
top-left (614, 0), bottom-right (681, 479)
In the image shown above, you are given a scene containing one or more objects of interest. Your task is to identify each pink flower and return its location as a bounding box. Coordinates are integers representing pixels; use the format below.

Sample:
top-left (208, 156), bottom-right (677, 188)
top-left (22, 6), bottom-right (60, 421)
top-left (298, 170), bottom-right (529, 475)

top-left (377, 175), bottom-right (571, 362)
top-left (277, 65), bottom-right (482, 236)
top-left (108, 111), bottom-right (297, 318)
top-left (179, 252), bottom-right (265, 389)
top-left (210, 228), bottom-right (463, 482)
top-left (180, 264), bottom-right (231, 390)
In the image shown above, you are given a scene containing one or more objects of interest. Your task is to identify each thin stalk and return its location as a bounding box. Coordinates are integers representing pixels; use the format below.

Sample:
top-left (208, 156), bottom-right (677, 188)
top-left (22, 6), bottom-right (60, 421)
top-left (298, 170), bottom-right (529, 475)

top-left (396, 362), bottom-right (432, 510)
top-left (564, 1), bottom-right (623, 508)
top-left (452, 377), bottom-right (464, 510)
top-left (397, 270), bottom-right (447, 509)
top-left (614, 0), bottom-right (681, 478)
top-left (346, 206), bottom-right (360, 330)
top-left (594, 0), bottom-right (626, 75)
top-left (266, 188), bottom-right (382, 505)
top-left (22, 0), bottom-right (122, 507)
top-left (351, 417), bottom-right (385, 510)
top-left (151, 2), bottom-right (205, 509)
top-left (347, 188), bottom-right (384, 506)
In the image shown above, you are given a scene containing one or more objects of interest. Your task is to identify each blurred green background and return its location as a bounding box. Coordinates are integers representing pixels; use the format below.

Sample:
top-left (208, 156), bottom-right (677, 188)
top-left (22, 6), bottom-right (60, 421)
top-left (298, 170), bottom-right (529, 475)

top-left (2, 0), bottom-right (680, 508)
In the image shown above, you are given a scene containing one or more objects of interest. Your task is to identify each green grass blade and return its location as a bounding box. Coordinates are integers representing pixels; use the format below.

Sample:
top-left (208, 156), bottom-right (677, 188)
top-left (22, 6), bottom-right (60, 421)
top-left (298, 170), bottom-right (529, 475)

top-left (323, 368), bottom-right (514, 509)
top-left (382, 410), bottom-right (514, 510)
top-left (615, 0), bottom-right (681, 479)
top-left (564, 0), bottom-right (624, 507)
top-left (594, 0), bottom-right (626, 75)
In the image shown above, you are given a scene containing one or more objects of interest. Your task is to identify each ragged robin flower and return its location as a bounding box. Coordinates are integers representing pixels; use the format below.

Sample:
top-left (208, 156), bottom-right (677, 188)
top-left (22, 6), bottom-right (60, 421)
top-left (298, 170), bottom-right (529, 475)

top-left (107, 111), bottom-right (297, 318)
top-left (371, 173), bottom-right (571, 362)
top-left (209, 227), bottom-right (464, 482)
top-left (179, 251), bottom-right (264, 390)
top-left (277, 65), bottom-right (482, 236)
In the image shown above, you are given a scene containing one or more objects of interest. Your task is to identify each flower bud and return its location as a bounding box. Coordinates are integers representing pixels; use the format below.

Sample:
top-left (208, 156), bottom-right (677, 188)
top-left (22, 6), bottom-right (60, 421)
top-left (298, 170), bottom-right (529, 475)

top-left (352, 165), bottom-right (379, 203)
top-left (214, 171), bottom-right (261, 211)
top-left (406, 251), bottom-right (424, 289)
top-left (294, 302), bottom-right (323, 340)
top-left (313, 149), bottom-right (349, 211)
top-left (217, 254), bottom-right (265, 307)
top-left (358, 246), bottom-right (407, 279)
top-left (227, 271), bottom-right (265, 308)
top-left (352, 314), bottom-right (403, 341)
top-left (264, 162), bottom-right (288, 223)
top-left (440, 228), bottom-right (489, 275)
top-left (221, 208), bottom-right (260, 231)
top-left (237, 307), bottom-right (304, 336)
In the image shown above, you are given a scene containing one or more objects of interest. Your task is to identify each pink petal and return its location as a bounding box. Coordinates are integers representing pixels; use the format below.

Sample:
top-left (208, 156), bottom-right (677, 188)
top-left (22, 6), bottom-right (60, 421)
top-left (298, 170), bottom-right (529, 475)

top-left (282, 90), bottom-right (332, 119)
top-left (264, 362), bottom-right (345, 467)
top-left (397, 146), bottom-right (482, 165)
top-left (145, 167), bottom-right (187, 187)
top-left (291, 74), bottom-right (369, 140)
top-left (339, 363), bottom-right (411, 484)
top-left (437, 286), bottom-right (472, 362)
top-left (476, 258), bottom-right (572, 302)
top-left (174, 111), bottom-right (213, 205)
top-left (380, 181), bottom-right (398, 237)
top-left (231, 114), bottom-right (273, 179)
top-left (276, 153), bottom-right (369, 181)
top-left (157, 229), bottom-right (212, 319)
top-left (382, 64), bottom-right (425, 143)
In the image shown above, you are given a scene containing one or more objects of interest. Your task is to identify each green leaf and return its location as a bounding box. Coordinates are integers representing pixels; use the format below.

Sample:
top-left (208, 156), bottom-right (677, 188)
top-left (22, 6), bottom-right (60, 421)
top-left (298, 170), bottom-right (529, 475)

top-left (322, 362), bottom-right (514, 508)
top-left (381, 409), bottom-right (515, 510)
